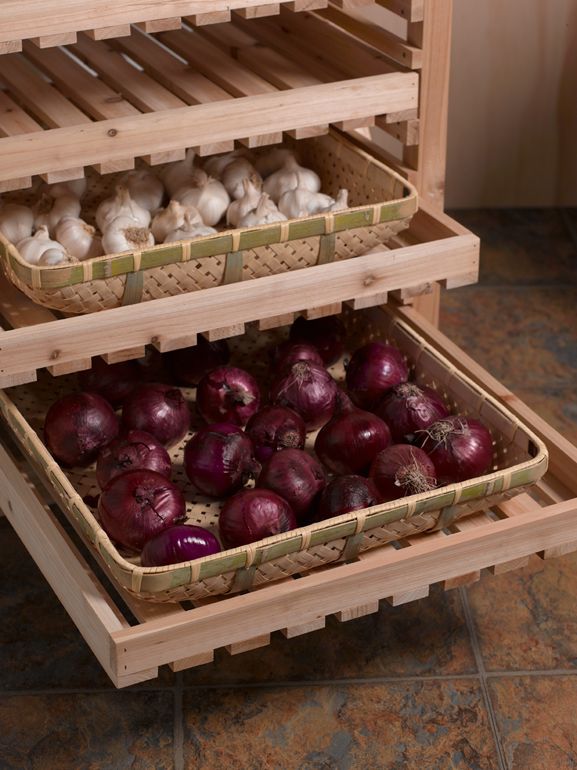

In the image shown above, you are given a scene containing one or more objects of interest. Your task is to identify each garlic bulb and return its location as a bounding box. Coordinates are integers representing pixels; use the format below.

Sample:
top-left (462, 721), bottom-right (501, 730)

top-left (17, 226), bottom-right (68, 265)
top-left (0, 202), bottom-right (34, 244)
top-left (238, 194), bottom-right (287, 227)
top-left (263, 157), bottom-right (321, 204)
top-left (102, 216), bottom-right (154, 255)
top-left (44, 178), bottom-right (87, 199)
top-left (327, 189), bottom-right (349, 212)
top-left (173, 170), bottom-right (229, 227)
top-left (161, 149), bottom-right (197, 197)
top-left (164, 210), bottom-right (217, 243)
top-left (38, 248), bottom-right (76, 266)
top-left (55, 216), bottom-right (102, 260)
top-left (151, 200), bottom-right (184, 243)
top-left (226, 176), bottom-right (262, 227)
top-left (120, 169), bottom-right (164, 212)
top-left (34, 193), bottom-right (81, 235)
top-left (278, 188), bottom-right (335, 219)
top-left (96, 185), bottom-right (151, 232)
top-left (254, 148), bottom-right (296, 179)
top-left (203, 149), bottom-right (251, 180)
top-left (222, 159), bottom-right (262, 200)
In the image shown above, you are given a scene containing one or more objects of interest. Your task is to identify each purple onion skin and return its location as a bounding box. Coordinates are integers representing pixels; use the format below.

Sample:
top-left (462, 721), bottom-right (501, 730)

top-left (98, 469), bottom-right (186, 552)
top-left (419, 416), bottom-right (493, 484)
top-left (184, 423), bottom-right (259, 498)
top-left (272, 342), bottom-right (324, 373)
top-left (257, 448), bottom-right (326, 521)
top-left (377, 383), bottom-right (450, 443)
top-left (78, 358), bottom-right (140, 407)
top-left (122, 383), bottom-right (190, 447)
top-left (168, 338), bottom-right (230, 387)
top-left (196, 366), bottom-right (260, 427)
top-left (346, 342), bottom-right (409, 410)
top-left (370, 444), bottom-right (437, 502)
top-left (96, 430), bottom-right (172, 489)
top-left (315, 475), bottom-right (381, 522)
top-left (315, 392), bottom-right (391, 475)
top-left (141, 524), bottom-right (221, 566)
top-left (270, 361), bottom-right (338, 430)
top-left (245, 406), bottom-right (306, 463)
top-left (219, 488), bottom-right (297, 548)
top-left (44, 392), bottom-right (120, 468)
top-left (289, 315), bottom-right (346, 365)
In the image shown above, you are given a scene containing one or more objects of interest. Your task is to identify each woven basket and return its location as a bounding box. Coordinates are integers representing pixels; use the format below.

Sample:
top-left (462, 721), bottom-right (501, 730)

top-left (0, 305), bottom-right (548, 603)
top-left (0, 131), bottom-right (417, 315)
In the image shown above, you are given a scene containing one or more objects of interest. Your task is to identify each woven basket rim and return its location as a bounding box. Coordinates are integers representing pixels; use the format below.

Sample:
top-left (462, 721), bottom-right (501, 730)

top-left (0, 129), bottom-right (418, 291)
top-left (0, 307), bottom-right (549, 594)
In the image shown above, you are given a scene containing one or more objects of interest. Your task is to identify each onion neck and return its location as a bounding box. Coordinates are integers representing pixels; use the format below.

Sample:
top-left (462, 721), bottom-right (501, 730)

top-left (395, 382), bottom-right (423, 399)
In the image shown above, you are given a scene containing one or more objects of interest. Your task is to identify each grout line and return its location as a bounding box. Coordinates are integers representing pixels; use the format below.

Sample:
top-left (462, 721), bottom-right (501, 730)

top-left (179, 673), bottom-right (481, 690)
top-left (173, 672), bottom-right (184, 770)
top-left (459, 587), bottom-right (509, 770)
top-left (486, 668), bottom-right (577, 678)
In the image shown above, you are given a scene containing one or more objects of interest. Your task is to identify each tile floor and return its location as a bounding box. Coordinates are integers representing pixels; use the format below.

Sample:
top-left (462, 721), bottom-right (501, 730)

top-left (1, 209), bottom-right (576, 769)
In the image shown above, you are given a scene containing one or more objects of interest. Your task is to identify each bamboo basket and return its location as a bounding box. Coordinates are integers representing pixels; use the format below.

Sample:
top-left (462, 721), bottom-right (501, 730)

top-left (0, 305), bottom-right (548, 603)
top-left (0, 131), bottom-right (417, 315)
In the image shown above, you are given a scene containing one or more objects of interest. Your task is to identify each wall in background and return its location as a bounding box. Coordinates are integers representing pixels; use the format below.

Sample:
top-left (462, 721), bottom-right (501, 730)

top-left (445, 0), bottom-right (577, 208)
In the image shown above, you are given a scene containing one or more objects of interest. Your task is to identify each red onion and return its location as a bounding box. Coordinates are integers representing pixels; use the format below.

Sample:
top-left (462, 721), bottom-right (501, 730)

top-left (122, 383), bottom-right (190, 447)
top-left (44, 392), bottom-right (119, 467)
top-left (141, 524), bottom-right (221, 566)
top-left (98, 469), bottom-right (186, 551)
top-left (96, 430), bottom-right (171, 489)
top-left (377, 382), bottom-right (450, 442)
top-left (272, 341), bottom-right (324, 372)
top-left (245, 406), bottom-right (306, 463)
top-left (78, 357), bottom-right (139, 407)
top-left (315, 475), bottom-right (381, 522)
top-left (270, 361), bottom-right (338, 430)
top-left (418, 416), bottom-right (493, 484)
top-left (168, 337), bottom-right (230, 387)
top-left (370, 444), bottom-right (437, 501)
top-left (219, 488), bottom-right (297, 548)
top-left (257, 448), bottom-right (326, 521)
top-left (196, 366), bottom-right (260, 426)
top-left (346, 342), bottom-right (409, 409)
top-left (315, 392), bottom-right (391, 474)
top-left (184, 423), bottom-right (259, 497)
top-left (289, 315), bottom-right (346, 365)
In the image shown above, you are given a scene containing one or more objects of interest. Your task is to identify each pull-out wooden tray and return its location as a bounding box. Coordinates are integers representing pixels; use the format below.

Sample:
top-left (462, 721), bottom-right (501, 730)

top-left (1, 305), bottom-right (576, 688)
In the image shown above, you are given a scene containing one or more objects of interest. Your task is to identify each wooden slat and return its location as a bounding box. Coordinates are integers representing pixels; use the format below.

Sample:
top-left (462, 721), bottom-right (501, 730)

top-left (0, 40), bottom-right (22, 54)
top-left (225, 634), bottom-right (271, 654)
top-left (186, 11), bottom-right (232, 26)
top-left (0, 90), bottom-right (43, 191)
top-left (235, 4), bottom-right (281, 18)
top-left (489, 494), bottom-right (537, 574)
top-left (136, 17), bottom-right (182, 33)
top-left (335, 601), bottom-right (379, 622)
top-left (377, 116), bottom-right (420, 144)
top-left (281, 616), bottom-right (325, 637)
top-left (84, 25), bottom-right (132, 40)
top-left (376, 0), bottom-right (424, 22)
top-left (30, 31), bottom-right (77, 48)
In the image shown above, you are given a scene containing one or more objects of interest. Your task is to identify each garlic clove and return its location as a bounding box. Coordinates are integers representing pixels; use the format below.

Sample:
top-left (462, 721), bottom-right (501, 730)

top-left (254, 148), bottom-right (296, 179)
top-left (238, 193), bottom-right (287, 227)
top-left (33, 193), bottom-right (82, 236)
top-left (161, 149), bottom-right (197, 197)
top-left (56, 216), bottom-right (102, 260)
top-left (43, 178), bottom-right (87, 200)
top-left (17, 226), bottom-right (69, 265)
top-left (203, 149), bottom-right (253, 180)
top-left (327, 189), bottom-right (349, 212)
top-left (151, 200), bottom-right (185, 243)
top-left (278, 188), bottom-right (334, 219)
top-left (173, 172), bottom-right (229, 227)
top-left (38, 248), bottom-right (76, 266)
top-left (102, 219), bottom-right (154, 255)
top-left (0, 202), bottom-right (34, 244)
top-left (120, 169), bottom-right (164, 212)
top-left (222, 160), bottom-right (262, 200)
top-left (96, 185), bottom-right (151, 232)
top-left (263, 158), bottom-right (321, 204)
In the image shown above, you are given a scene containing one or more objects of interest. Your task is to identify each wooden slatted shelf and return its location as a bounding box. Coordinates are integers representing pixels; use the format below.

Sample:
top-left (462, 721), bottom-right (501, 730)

top-left (1, 305), bottom-right (576, 688)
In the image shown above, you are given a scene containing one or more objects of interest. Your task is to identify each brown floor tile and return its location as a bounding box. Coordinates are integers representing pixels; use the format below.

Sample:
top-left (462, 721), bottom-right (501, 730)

top-left (0, 691), bottom-right (174, 769)
top-left (511, 385), bottom-right (577, 446)
top-left (489, 676), bottom-right (577, 770)
top-left (183, 680), bottom-right (499, 770)
top-left (183, 584), bottom-right (476, 686)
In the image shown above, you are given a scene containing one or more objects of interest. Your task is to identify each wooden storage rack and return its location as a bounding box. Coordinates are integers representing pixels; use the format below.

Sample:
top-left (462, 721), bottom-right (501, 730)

top-left (1, 0), bottom-right (576, 688)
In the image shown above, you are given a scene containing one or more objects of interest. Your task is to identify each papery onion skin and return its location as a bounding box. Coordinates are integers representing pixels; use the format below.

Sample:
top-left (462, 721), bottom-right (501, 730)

top-left (245, 406), bottom-right (306, 463)
top-left (315, 392), bottom-right (391, 475)
top-left (196, 366), bottom-right (260, 426)
top-left (44, 392), bottom-right (120, 467)
top-left (96, 430), bottom-right (171, 489)
top-left (98, 469), bottom-right (186, 551)
top-left (184, 423), bottom-right (259, 498)
top-left (289, 315), bottom-right (346, 365)
top-left (78, 358), bottom-right (140, 407)
top-left (272, 341), bottom-right (324, 372)
top-left (315, 475), bottom-right (381, 522)
top-left (122, 383), bottom-right (190, 447)
top-left (270, 361), bottom-right (338, 430)
top-left (168, 338), bottom-right (230, 387)
top-left (257, 448), bottom-right (326, 520)
top-left (377, 382), bottom-right (450, 443)
top-left (141, 524), bottom-right (221, 566)
top-left (418, 416), bottom-right (493, 484)
top-left (370, 444), bottom-right (437, 502)
top-left (219, 488), bottom-right (297, 548)
top-left (346, 342), bottom-right (409, 409)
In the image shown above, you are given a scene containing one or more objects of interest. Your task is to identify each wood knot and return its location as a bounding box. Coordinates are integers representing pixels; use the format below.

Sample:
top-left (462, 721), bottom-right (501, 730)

top-left (107, 128), bottom-right (118, 137)
top-left (363, 275), bottom-right (375, 287)
top-left (50, 349), bottom-right (61, 360)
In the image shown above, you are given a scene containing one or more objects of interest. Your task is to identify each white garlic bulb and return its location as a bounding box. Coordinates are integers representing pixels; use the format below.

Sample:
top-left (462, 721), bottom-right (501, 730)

top-left (278, 188), bottom-right (335, 219)
top-left (254, 148), bottom-right (296, 179)
top-left (151, 200), bottom-right (185, 243)
top-left (38, 248), bottom-right (76, 266)
top-left (43, 178), bottom-right (87, 199)
top-left (222, 159), bottom-right (262, 200)
top-left (173, 170), bottom-right (229, 227)
top-left (263, 157), bottom-right (321, 204)
top-left (96, 185), bottom-right (151, 232)
top-left (161, 149), bottom-right (197, 197)
top-left (0, 202), bottom-right (34, 244)
top-left (226, 176), bottom-right (262, 227)
top-left (102, 216), bottom-right (154, 255)
top-left (203, 149), bottom-right (251, 180)
top-left (238, 194), bottom-right (287, 227)
top-left (55, 216), bottom-right (103, 260)
top-left (327, 189), bottom-right (349, 212)
top-left (164, 210), bottom-right (217, 243)
top-left (17, 226), bottom-right (68, 265)
top-left (119, 169), bottom-right (164, 212)
top-left (34, 193), bottom-right (81, 235)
